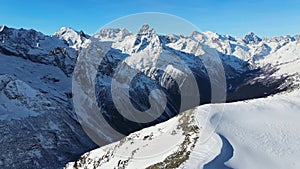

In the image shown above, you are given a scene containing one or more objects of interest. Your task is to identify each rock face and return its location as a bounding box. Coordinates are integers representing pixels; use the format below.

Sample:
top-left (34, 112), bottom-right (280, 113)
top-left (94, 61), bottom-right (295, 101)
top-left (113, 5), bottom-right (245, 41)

top-left (0, 24), bottom-right (299, 168)
top-left (0, 27), bottom-right (97, 169)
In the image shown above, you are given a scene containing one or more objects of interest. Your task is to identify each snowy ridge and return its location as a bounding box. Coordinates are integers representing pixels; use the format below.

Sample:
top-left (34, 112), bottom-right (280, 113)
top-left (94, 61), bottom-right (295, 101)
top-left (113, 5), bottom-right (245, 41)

top-left (65, 109), bottom-right (221, 169)
top-left (65, 90), bottom-right (300, 169)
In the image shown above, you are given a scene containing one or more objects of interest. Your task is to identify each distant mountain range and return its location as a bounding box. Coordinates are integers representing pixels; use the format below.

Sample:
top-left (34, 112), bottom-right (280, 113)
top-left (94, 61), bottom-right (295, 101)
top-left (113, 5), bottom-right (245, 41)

top-left (0, 24), bottom-right (299, 168)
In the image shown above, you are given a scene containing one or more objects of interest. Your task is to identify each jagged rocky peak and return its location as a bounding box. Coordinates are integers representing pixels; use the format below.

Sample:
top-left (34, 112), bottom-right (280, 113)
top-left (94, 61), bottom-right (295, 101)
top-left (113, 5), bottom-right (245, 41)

top-left (135, 24), bottom-right (160, 40)
top-left (54, 27), bottom-right (87, 45)
top-left (133, 24), bottom-right (161, 53)
top-left (243, 32), bottom-right (262, 44)
top-left (267, 35), bottom-right (296, 43)
top-left (0, 24), bottom-right (8, 32)
top-left (191, 30), bottom-right (201, 36)
top-left (294, 34), bottom-right (300, 40)
top-left (220, 34), bottom-right (238, 42)
top-left (159, 34), bottom-right (180, 44)
top-left (0, 25), bottom-right (40, 38)
top-left (191, 31), bottom-right (208, 42)
top-left (94, 27), bottom-right (132, 41)
top-left (54, 27), bottom-right (91, 50)
top-left (79, 30), bottom-right (87, 38)
top-left (0, 26), bottom-right (45, 47)
top-left (137, 24), bottom-right (156, 36)
top-left (55, 27), bottom-right (78, 36)
top-left (56, 27), bottom-right (89, 38)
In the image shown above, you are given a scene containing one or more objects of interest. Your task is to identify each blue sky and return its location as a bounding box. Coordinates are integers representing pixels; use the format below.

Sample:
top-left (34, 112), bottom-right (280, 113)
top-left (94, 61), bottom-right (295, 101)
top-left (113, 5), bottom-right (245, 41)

top-left (1, 0), bottom-right (300, 37)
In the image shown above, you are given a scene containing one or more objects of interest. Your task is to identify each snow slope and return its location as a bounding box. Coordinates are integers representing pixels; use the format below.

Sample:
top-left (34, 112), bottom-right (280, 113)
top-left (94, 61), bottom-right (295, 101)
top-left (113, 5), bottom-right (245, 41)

top-left (208, 90), bottom-right (300, 169)
top-left (65, 89), bottom-right (300, 169)
top-left (65, 108), bottom-right (222, 169)
top-left (0, 74), bottom-right (54, 120)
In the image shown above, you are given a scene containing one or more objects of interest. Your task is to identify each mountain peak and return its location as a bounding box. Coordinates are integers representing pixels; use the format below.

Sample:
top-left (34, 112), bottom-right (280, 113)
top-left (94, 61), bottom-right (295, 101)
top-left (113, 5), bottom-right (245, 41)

top-left (95, 28), bottom-right (132, 41)
top-left (132, 25), bottom-right (161, 53)
top-left (243, 32), bottom-right (262, 44)
top-left (54, 27), bottom-right (88, 50)
top-left (54, 27), bottom-right (78, 36)
top-left (79, 30), bottom-right (87, 38)
top-left (191, 31), bottom-right (201, 36)
top-left (137, 24), bottom-right (155, 36)
top-left (202, 31), bottom-right (221, 39)
top-left (0, 24), bottom-right (8, 32)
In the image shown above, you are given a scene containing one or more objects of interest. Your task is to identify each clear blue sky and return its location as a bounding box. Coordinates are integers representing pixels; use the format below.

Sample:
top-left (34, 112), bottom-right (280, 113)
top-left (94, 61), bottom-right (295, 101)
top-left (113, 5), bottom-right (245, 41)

top-left (1, 0), bottom-right (300, 37)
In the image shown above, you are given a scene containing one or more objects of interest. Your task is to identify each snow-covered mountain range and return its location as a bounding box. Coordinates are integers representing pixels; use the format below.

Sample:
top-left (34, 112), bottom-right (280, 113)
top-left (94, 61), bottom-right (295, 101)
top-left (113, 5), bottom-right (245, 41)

top-left (0, 24), bottom-right (299, 168)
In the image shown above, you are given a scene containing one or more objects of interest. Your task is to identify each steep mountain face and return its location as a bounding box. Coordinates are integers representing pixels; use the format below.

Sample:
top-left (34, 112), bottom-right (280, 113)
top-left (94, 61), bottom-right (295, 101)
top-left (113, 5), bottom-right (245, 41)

top-left (0, 24), bottom-right (299, 168)
top-left (0, 26), bottom-right (97, 168)
top-left (0, 75), bottom-right (96, 168)
top-left (84, 25), bottom-right (295, 139)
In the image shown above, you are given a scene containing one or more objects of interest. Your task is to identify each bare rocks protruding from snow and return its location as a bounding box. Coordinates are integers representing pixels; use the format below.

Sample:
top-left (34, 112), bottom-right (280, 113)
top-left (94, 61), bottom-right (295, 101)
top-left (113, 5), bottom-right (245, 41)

top-left (243, 32), bottom-right (262, 44)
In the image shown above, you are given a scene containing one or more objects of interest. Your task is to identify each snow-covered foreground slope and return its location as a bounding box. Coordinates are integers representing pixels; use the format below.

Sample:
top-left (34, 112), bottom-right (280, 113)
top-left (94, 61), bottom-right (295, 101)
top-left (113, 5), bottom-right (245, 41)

top-left (65, 108), bottom-right (222, 169)
top-left (210, 90), bottom-right (300, 169)
top-left (65, 90), bottom-right (300, 169)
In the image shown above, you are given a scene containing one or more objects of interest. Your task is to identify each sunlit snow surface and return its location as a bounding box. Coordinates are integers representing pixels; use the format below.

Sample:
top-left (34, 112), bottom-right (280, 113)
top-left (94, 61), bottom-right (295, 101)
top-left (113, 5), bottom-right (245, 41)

top-left (209, 91), bottom-right (300, 169)
top-left (66, 90), bottom-right (300, 169)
